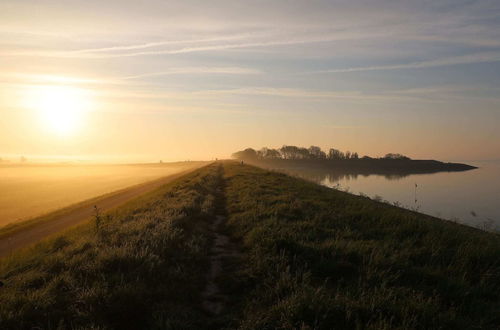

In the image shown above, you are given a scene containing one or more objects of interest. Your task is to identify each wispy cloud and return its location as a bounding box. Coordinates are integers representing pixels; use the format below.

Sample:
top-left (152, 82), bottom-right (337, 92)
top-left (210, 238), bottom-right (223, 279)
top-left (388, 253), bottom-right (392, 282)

top-left (69, 35), bottom-right (252, 54)
top-left (194, 87), bottom-right (424, 102)
top-left (0, 72), bottom-right (123, 90)
top-left (98, 87), bottom-right (420, 104)
top-left (0, 66), bottom-right (262, 88)
top-left (122, 67), bottom-right (262, 79)
top-left (133, 86), bottom-right (500, 104)
top-left (0, 32), bottom-right (380, 59)
top-left (310, 51), bottom-right (500, 74)
top-left (0, 72), bottom-right (106, 84)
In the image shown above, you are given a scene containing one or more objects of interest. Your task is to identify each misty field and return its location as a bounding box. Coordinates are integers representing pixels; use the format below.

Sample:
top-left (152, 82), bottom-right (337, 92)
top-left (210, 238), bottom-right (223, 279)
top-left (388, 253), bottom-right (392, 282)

top-left (0, 162), bottom-right (202, 227)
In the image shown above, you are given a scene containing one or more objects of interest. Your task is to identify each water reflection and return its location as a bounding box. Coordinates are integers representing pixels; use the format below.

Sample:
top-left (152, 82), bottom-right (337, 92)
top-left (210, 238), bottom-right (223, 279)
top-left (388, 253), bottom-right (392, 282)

top-left (269, 166), bottom-right (468, 184)
top-left (256, 161), bottom-right (499, 231)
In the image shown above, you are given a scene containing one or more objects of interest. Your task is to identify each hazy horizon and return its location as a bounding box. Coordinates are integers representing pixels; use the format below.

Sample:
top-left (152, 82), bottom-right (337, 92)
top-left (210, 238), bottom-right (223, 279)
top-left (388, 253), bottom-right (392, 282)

top-left (2, 0), bottom-right (500, 161)
top-left (1, 152), bottom-right (499, 165)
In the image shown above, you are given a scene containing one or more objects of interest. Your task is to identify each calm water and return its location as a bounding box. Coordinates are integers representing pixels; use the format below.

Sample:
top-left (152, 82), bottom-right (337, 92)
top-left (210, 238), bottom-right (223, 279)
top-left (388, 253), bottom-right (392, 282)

top-left (274, 161), bottom-right (500, 230)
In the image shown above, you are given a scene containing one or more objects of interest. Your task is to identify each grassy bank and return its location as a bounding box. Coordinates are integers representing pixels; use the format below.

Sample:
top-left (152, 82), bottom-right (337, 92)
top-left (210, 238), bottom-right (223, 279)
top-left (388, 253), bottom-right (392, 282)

top-left (0, 163), bottom-right (223, 329)
top-left (0, 161), bottom-right (207, 238)
top-left (1, 162), bottom-right (499, 329)
top-left (221, 162), bottom-right (499, 329)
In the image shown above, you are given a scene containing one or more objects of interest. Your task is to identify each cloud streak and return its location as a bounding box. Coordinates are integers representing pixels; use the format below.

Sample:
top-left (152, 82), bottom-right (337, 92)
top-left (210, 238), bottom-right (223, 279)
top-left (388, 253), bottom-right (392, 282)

top-left (311, 51), bottom-right (500, 74)
top-left (121, 67), bottom-right (262, 79)
top-left (69, 34), bottom-right (252, 54)
top-left (0, 32), bottom-right (384, 59)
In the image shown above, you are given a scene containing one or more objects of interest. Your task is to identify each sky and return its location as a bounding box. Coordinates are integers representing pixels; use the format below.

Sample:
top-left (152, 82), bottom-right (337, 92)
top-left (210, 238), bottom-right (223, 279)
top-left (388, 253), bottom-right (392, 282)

top-left (1, 0), bottom-right (499, 162)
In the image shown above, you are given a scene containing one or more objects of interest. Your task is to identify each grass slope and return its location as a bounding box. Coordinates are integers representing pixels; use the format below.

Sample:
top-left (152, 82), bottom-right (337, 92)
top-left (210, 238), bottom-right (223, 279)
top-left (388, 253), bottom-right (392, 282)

top-left (1, 162), bottom-right (499, 329)
top-left (222, 162), bottom-right (499, 329)
top-left (0, 163), bottom-right (224, 329)
top-left (0, 161), bottom-right (207, 239)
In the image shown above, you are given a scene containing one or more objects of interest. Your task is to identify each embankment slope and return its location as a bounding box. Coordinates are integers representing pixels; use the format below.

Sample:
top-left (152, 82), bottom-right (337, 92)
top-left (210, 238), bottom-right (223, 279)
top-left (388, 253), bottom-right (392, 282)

top-left (0, 164), bottom-right (205, 258)
top-left (1, 162), bottom-right (498, 329)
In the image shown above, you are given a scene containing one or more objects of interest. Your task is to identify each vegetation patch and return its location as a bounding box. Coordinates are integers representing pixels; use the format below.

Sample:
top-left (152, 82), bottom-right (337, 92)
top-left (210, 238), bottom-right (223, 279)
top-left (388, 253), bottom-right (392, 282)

top-left (1, 162), bottom-right (498, 329)
top-left (222, 162), bottom-right (500, 329)
top-left (0, 164), bottom-right (222, 330)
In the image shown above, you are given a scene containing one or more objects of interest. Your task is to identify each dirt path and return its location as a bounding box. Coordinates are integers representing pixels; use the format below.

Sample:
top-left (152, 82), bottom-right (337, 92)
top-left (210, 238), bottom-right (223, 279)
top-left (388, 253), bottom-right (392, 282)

top-left (202, 215), bottom-right (230, 314)
top-left (201, 166), bottom-right (240, 316)
top-left (0, 167), bottom-right (201, 258)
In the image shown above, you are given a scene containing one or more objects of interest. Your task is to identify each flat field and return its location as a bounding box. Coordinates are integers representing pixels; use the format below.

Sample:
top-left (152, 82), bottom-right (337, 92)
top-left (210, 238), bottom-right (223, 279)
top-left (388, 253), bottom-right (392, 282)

top-left (0, 162), bottom-right (204, 227)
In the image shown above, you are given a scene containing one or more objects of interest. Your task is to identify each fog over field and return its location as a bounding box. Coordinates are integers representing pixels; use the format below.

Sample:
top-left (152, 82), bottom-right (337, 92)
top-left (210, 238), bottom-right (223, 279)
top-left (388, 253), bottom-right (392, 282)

top-left (0, 162), bottom-right (200, 227)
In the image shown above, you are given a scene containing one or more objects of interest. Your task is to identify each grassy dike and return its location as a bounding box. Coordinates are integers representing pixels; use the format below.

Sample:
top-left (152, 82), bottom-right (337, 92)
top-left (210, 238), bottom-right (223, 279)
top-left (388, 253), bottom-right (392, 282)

top-left (221, 162), bottom-right (500, 329)
top-left (0, 163), bottom-right (224, 329)
top-left (1, 161), bottom-right (499, 329)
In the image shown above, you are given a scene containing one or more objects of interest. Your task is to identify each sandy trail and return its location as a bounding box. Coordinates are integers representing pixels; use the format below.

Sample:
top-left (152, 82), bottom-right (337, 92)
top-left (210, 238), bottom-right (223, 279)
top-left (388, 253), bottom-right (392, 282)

top-left (0, 167), bottom-right (200, 258)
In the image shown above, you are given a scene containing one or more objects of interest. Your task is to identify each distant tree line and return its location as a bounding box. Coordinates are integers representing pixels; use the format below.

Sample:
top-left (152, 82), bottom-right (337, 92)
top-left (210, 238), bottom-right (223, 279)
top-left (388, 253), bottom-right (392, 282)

top-left (232, 146), bottom-right (410, 161)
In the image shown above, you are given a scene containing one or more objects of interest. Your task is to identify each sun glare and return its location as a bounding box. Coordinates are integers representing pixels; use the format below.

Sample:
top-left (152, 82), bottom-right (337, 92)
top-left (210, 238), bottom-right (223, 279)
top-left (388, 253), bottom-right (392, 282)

top-left (28, 85), bottom-right (91, 136)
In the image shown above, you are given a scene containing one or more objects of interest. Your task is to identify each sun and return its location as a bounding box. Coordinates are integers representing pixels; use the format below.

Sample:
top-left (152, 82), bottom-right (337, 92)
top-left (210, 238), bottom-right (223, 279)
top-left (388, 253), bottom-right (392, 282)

top-left (30, 85), bottom-right (91, 136)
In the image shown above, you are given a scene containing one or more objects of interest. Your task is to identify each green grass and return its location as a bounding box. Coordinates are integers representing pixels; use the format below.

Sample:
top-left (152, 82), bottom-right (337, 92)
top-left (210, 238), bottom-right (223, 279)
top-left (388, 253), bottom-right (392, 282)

top-left (0, 161), bottom-right (206, 239)
top-left (221, 162), bottom-right (500, 329)
top-left (0, 163), bottom-right (223, 329)
top-left (1, 161), bottom-right (499, 329)
top-left (0, 186), bottom-right (129, 240)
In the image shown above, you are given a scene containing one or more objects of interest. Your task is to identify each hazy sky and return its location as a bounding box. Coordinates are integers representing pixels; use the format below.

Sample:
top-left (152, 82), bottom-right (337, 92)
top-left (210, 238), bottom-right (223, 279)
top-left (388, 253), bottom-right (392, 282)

top-left (1, 0), bottom-right (499, 162)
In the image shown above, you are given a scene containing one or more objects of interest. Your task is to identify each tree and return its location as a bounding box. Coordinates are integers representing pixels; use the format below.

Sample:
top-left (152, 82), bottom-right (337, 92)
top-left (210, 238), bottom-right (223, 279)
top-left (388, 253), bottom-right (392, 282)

top-left (328, 148), bottom-right (345, 160)
top-left (308, 146), bottom-right (326, 159)
top-left (298, 147), bottom-right (310, 159)
top-left (233, 145), bottom-right (362, 161)
top-left (266, 148), bottom-right (281, 159)
top-left (258, 147), bottom-right (282, 159)
top-left (232, 148), bottom-right (258, 160)
top-left (257, 148), bottom-right (267, 159)
top-left (280, 145), bottom-right (302, 159)
top-left (383, 153), bottom-right (410, 160)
